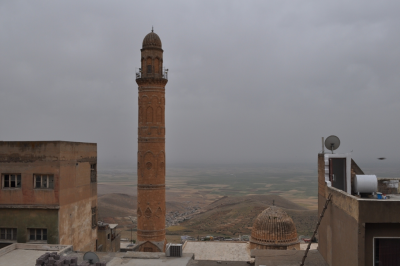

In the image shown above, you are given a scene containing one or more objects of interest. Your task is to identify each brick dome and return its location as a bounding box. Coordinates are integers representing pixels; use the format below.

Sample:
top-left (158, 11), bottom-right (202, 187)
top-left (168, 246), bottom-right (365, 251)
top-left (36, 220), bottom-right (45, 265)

top-left (250, 206), bottom-right (298, 247)
top-left (142, 31), bottom-right (162, 49)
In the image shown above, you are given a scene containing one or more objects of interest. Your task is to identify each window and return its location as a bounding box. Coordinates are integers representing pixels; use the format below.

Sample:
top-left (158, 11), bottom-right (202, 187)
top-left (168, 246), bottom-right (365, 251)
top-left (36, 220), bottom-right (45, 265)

top-left (28, 229), bottom-right (47, 242)
top-left (90, 164), bottom-right (97, 183)
top-left (92, 207), bottom-right (97, 228)
top-left (0, 228), bottom-right (17, 241)
top-left (147, 65), bottom-right (152, 73)
top-left (2, 174), bottom-right (21, 189)
top-left (374, 238), bottom-right (400, 265)
top-left (34, 175), bottom-right (54, 189)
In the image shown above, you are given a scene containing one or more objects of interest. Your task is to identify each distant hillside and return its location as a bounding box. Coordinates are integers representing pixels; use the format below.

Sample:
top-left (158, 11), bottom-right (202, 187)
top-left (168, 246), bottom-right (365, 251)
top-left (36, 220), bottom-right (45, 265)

top-left (169, 195), bottom-right (317, 236)
top-left (98, 193), bottom-right (137, 218)
top-left (205, 194), bottom-right (308, 211)
top-left (98, 193), bottom-right (189, 219)
top-left (98, 193), bottom-right (318, 237)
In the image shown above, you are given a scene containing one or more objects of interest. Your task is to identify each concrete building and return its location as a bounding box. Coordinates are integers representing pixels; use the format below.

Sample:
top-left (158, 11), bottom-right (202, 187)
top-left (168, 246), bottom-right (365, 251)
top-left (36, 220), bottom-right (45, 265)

top-left (318, 152), bottom-right (400, 266)
top-left (134, 29), bottom-right (168, 252)
top-left (97, 222), bottom-right (120, 252)
top-left (0, 141), bottom-right (97, 251)
top-left (250, 206), bottom-right (300, 250)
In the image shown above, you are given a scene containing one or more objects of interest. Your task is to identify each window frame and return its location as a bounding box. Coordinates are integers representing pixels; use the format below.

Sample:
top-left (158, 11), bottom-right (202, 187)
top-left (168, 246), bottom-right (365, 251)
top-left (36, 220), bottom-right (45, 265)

top-left (90, 164), bottom-right (97, 183)
top-left (373, 237), bottom-right (400, 266)
top-left (33, 174), bottom-right (54, 189)
top-left (0, 228), bottom-right (17, 242)
top-left (28, 228), bottom-right (47, 243)
top-left (1, 174), bottom-right (21, 189)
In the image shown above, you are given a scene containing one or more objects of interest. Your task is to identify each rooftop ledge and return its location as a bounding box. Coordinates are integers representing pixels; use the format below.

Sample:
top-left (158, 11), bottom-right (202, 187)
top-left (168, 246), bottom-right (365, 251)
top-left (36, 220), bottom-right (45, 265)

top-left (327, 185), bottom-right (400, 201)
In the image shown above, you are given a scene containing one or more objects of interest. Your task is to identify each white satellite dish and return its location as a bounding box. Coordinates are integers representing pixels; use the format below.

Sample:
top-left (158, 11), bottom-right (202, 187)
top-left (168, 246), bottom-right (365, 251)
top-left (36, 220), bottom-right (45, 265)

top-left (325, 135), bottom-right (340, 154)
top-left (83, 251), bottom-right (100, 264)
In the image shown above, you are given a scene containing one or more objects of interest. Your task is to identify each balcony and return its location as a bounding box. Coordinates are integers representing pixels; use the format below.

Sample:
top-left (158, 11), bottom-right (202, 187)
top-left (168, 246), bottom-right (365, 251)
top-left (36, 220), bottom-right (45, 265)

top-left (136, 67), bottom-right (168, 80)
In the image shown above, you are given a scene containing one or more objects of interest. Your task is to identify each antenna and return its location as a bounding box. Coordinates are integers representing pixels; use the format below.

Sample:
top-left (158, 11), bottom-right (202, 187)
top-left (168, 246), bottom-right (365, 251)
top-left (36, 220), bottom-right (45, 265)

top-left (83, 252), bottom-right (100, 264)
top-left (324, 135), bottom-right (340, 154)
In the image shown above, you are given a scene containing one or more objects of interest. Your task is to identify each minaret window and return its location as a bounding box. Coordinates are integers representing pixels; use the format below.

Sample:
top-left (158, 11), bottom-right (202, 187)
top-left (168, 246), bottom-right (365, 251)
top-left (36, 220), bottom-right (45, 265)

top-left (154, 58), bottom-right (159, 73)
top-left (147, 58), bottom-right (152, 74)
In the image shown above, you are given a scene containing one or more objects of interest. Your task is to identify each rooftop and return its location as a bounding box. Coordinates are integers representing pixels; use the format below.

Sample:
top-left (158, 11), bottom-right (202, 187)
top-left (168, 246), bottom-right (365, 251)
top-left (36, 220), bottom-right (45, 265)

top-left (251, 249), bottom-right (328, 266)
top-left (183, 241), bottom-right (250, 262)
top-left (0, 244), bottom-right (72, 266)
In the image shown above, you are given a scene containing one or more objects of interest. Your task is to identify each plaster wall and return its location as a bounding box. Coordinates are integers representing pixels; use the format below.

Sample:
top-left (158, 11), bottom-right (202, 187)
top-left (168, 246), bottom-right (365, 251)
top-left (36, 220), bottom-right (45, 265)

top-left (0, 208), bottom-right (58, 245)
top-left (0, 142), bottom-right (61, 205)
top-left (0, 142), bottom-right (97, 251)
top-left (318, 154), bottom-right (360, 266)
top-left (97, 226), bottom-right (120, 252)
top-left (58, 142), bottom-right (97, 251)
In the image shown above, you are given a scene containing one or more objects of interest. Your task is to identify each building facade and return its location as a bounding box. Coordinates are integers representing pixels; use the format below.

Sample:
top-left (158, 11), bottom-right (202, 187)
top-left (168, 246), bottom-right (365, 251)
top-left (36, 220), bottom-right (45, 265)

top-left (134, 30), bottom-right (168, 252)
top-left (0, 141), bottom-right (97, 251)
top-left (318, 153), bottom-right (400, 266)
top-left (97, 222), bottom-right (120, 252)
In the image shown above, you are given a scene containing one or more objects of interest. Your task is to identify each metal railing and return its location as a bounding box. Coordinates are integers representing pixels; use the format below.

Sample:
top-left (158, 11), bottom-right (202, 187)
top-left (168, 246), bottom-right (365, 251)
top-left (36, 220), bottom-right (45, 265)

top-left (136, 67), bottom-right (168, 80)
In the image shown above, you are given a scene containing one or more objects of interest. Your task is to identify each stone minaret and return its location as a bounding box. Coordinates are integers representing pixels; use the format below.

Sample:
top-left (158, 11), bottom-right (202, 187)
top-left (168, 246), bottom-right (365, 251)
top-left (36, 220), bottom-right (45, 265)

top-left (134, 29), bottom-right (168, 252)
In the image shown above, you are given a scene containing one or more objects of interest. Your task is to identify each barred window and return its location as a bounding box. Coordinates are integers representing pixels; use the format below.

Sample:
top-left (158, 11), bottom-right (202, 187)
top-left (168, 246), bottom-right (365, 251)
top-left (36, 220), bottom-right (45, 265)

top-left (34, 175), bottom-right (54, 189)
top-left (90, 164), bottom-right (97, 183)
top-left (28, 228), bottom-right (47, 242)
top-left (2, 174), bottom-right (21, 189)
top-left (0, 228), bottom-right (17, 240)
top-left (92, 207), bottom-right (97, 228)
top-left (374, 238), bottom-right (400, 265)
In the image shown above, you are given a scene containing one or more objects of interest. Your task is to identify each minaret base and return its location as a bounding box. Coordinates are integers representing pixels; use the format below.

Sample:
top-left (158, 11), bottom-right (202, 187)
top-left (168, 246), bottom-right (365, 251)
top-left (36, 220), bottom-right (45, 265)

top-left (133, 239), bottom-right (167, 252)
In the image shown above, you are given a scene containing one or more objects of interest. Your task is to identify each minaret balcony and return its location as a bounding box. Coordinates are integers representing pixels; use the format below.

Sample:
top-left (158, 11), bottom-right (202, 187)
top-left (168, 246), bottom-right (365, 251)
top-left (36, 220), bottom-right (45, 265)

top-left (136, 68), bottom-right (168, 80)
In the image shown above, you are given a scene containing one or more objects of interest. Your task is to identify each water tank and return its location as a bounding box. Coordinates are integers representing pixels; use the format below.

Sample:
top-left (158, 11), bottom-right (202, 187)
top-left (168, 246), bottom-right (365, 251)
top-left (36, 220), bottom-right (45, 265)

top-left (354, 175), bottom-right (377, 193)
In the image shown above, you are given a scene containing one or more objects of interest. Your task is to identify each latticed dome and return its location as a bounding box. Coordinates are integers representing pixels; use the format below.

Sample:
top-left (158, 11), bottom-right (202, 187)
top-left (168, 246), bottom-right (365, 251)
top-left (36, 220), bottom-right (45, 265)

top-left (250, 206), bottom-right (298, 246)
top-left (142, 31), bottom-right (162, 49)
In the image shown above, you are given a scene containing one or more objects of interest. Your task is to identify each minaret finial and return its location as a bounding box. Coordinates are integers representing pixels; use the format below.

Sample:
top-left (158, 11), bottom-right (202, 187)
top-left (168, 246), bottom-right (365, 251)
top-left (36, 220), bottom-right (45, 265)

top-left (152, 26), bottom-right (153, 32)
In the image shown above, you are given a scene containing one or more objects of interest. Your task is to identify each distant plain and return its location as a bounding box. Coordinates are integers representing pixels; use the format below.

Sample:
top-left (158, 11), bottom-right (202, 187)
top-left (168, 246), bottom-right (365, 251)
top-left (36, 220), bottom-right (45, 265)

top-left (97, 163), bottom-right (399, 242)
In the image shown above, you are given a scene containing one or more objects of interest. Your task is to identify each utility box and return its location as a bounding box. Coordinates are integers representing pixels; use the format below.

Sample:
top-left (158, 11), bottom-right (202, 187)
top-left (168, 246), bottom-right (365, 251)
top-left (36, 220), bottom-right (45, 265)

top-left (165, 243), bottom-right (182, 257)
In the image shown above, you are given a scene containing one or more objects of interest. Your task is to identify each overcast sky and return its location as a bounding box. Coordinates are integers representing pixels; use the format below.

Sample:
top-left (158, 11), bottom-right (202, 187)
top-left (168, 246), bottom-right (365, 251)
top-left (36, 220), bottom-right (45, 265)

top-left (1, 1), bottom-right (400, 167)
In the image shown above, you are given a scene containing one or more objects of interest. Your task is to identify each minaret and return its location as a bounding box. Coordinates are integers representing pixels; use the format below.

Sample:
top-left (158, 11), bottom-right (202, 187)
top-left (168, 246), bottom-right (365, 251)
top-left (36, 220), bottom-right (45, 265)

top-left (135, 29), bottom-right (168, 252)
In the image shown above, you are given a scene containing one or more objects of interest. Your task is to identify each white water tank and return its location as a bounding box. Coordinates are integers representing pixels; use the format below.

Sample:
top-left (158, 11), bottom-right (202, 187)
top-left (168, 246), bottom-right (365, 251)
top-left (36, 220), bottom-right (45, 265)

top-left (354, 175), bottom-right (377, 193)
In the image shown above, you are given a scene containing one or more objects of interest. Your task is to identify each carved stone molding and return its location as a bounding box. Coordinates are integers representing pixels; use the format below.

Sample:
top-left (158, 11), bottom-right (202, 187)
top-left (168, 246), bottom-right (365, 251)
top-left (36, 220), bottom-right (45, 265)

top-left (136, 78), bottom-right (167, 86)
top-left (145, 207), bottom-right (152, 218)
top-left (138, 137), bottom-right (165, 143)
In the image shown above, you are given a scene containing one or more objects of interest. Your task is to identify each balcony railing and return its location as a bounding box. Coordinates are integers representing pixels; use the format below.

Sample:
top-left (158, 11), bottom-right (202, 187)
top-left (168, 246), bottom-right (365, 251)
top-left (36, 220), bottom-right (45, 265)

top-left (136, 67), bottom-right (168, 80)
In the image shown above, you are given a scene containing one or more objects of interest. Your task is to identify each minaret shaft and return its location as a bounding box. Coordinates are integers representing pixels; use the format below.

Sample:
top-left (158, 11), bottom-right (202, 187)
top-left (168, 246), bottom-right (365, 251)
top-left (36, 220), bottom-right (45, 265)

top-left (135, 30), bottom-right (167, 252)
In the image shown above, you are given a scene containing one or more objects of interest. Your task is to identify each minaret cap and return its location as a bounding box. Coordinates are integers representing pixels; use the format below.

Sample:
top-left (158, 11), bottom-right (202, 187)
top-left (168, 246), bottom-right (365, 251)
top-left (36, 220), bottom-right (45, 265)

top-left (142, 30), bottom-right (162, 49)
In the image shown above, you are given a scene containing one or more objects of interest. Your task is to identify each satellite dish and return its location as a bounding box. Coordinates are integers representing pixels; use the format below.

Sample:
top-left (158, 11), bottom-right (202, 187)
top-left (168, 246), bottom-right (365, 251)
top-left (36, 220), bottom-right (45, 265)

top-left (325, 135), bottom-right (340, 153)
top-left (83, 252), bottom-right (100, 264)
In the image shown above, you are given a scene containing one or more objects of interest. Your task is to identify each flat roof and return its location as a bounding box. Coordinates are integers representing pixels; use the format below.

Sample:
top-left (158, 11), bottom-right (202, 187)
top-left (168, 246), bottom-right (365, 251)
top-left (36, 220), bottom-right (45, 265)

top-left (251, 249), bottom-right (328, 266)
top-left (183, 241), bottom-right (250, 261)
top-left (0, 141), bottom-right (96, 144)
top-left (0, 244), bottom-right (72, 266)
top-left (0, 244), bottom-right (193, 266)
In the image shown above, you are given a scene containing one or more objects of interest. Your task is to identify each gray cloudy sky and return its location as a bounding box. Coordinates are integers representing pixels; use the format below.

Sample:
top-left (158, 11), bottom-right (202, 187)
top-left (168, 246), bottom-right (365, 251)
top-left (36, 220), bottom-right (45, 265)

top-left (1, 1), bottom-right (400, 167)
